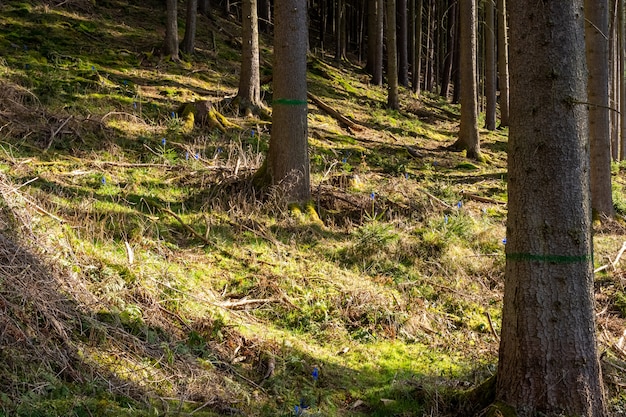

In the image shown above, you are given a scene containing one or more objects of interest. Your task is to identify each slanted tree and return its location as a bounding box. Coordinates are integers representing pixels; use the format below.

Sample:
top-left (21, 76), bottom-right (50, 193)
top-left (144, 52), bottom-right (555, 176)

top-left (450, 0), bottom-right (480, 159)
top-left (164, 0), bottom-right (180, 60)
top-left (496, 0), bottom-right (608, 415)
top-left (497, 0), bottom-right (509, 127)
top-left (181, 0), bottom-right (198, 55)
top-left (586, 0), bottom-right (614, 219)
top-left (386, 0), bottom-right (399, 109)
top-left (235, 0), bottom-right (263, 117)
top-left (258, 0), bottom-right (310, 203)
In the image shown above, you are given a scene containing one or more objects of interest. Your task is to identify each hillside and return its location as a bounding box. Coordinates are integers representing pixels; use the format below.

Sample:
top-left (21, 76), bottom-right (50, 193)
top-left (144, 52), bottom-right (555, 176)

top-left (1, 1), bottom-right (626, 416)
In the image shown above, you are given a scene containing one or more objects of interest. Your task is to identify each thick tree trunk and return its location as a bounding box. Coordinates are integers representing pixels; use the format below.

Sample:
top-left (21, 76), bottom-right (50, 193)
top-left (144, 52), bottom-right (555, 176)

top-left (452, 0), bottom-right (480, 159)
top-left (386, 0), bottom-right (399, 109)
top-left (266, 0), bottom-right (310, 203)
top-left (237, 0), bottom-right (261, 116)
top-left (498, 0), bottom-right (608, 415)
top-left (497, 0), bottom-right (509, 126)
top-left (397, 0), bottom-right (409, 86)
top-left (586, 0), bottom-right (614, 219)
top-left (484, 0), bottom-right (496, 130)
top-left (164, 0), bottom-right (180, 60)
top-left (181, 0), bottom-right (198, 54)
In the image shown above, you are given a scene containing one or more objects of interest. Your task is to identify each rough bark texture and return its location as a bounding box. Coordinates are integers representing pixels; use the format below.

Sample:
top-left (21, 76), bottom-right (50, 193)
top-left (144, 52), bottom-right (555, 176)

top-left (484, 0), bottom-right (496, 130)
top-left (386, 0), bottom-right (399, 109)
top-left (412, 0), bottom-right (423, 94)
top-left (164, 0), bottom-right (179, 60)
top-left (237, 0), bottom-right (261, 116)
top-left (453, 0), bottom-right (480, 159)
top-left (586, 0), bottom-right (614, 219)
top-left (497, 0), bottom-right (509, 126)
top-left (498, 0), bottom-right (607, 415)
top-left (181, 0), bottom-right (198, 54)
top-left (267, 0), bottom-right (310, 203)
top-left (397, 0), bottom-right (409, 87)
top-left (373, 0), bottom-right (385, 86)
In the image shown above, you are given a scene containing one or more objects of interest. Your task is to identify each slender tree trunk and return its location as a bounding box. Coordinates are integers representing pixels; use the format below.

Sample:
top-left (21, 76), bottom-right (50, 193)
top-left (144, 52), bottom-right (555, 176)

top-left (164, 0), bottom-right (180, 60)
top-left (335, 0), bottom-right (346, 61)
top-left (199, 0), bottom-right (211, 17)
top-left (618, 0), bottom-right (626, 161)
top-left (452, 0), bottom-right (480, 159)
top-left (373, 0), bottom-right (384, 85)
top-left (386, 0), bottom-right (399, 109)
top-left (259, 0), bottom-right (272, 33)
top-left (451, 5), bottom-right (460, 103)
top-left (412, 0), bottom-right (423, 94)
top-left (266, 0), bottom-right (310, 203)
top-left (397, 0), bottom-right (409, 86)
top-left (497, 0), bottom-right (509, 126)
top-left (237, 0), bottom-right (261, 116)
top-left (484, 0), bottom-right (496, 130)
top-left (181, 0), bottom-right (198, 54)
top-left (497, 0), bottom-right (608, 413)
top-left (586, 0), bottom-right (614, 219)
top-left (439, 0), bottom-right (455, 99)
top-left (367, 0), bottom-right (378, 74)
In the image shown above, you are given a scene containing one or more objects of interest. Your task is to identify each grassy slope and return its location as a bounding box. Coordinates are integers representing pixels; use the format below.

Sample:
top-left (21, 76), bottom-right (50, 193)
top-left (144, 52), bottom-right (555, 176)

top-left (1, 1), bottom-right (626, 416)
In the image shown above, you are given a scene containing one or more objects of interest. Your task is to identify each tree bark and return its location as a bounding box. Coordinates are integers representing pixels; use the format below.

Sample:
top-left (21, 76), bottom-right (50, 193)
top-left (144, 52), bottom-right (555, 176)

top-left (586, 0), bottom-right (614, 219)
top-left (181, 0), bottom-right (198, 54)
top-left (397, 0), bottom-right (409, 86)
top-left (335, 0), bottom-right (346, 61)
top-left (484, 0), bottom-right (496, 130)
top-left (497, 0), bottom-right (608, 415)
top-left (265, 0), bottom-right (311, 203)
top-left (497, 0), bottom-right (509, 126)
top-left (373, 0), bottom-right (385, 85)
top-left (621, 0), bottom-right (626, 160)
top-left (452, 0), bottom-right (480, 159)
top-left (237, 0), bottom-right (261, 116)
top-left (164, 0), bottom-right (180, 60)
top-left (439, 0), bottom-right (455, 99)
top-left (386, 0), bottom-right (399, 109)
top-left (412, 0), bottom-right (423, 94)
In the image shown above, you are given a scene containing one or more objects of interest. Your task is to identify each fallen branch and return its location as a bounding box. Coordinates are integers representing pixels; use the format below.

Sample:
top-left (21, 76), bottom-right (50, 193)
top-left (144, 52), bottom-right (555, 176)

top-left (307, 92), bottom-right (364, 132)
top-left (595, 241), bottom-right (626, 273)
top-left (215, 298), bottom-right (278, 309)
top-left (416, 187), bottom-right (452, 209)
top-left (461, 190), bottom-right (506, 205)
top-left (45, 116), bottom-right (73, 152)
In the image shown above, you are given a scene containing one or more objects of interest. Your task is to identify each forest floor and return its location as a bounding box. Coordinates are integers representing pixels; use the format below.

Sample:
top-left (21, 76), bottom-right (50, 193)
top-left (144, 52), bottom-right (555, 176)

top-left (2, 1), bottom-right (626, 416)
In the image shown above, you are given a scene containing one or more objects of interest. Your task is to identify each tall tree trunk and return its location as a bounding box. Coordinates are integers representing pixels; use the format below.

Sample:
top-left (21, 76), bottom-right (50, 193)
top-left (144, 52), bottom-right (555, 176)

top-left (199, 0), bottom-right (211, 17)
top-left (412, 0), bottom-right (423, 94)
top-left (259, 0), bottom-right (272, 33)
top-left (386, 0), bottom-right (399, 109)
top-left (181, 0), bottom-right (198, 54)
top-left (586, 0), bottom-right (614, 219)
top-left (367, 0), bottom-right (378, 74)
top-left (237, 0), bottom-right (261, 116)
top-left (439, 0), bottom-right (455, 99)
top-left (496, 0), bottom-right (509, 126)
top-left (164, 0), bottom-right (180, 60)
top-left (497, 0), bottom-right (608, 414)
top-left (265, 0), bottom-right (310, 203)
top-left (335, 0), bottom-right (346, 61)
top-left (451, 0), bottom-right (480, 159)
top-left (397, 0), bottom-right (409, 86)
top-left (373, 0), bottom-right (384, 85)
top-left (618, 0), bottom-right (626, 161)
top-left (451, 5), bottom-right (460, 103)
top-left (484, 0), bottom-right (496, 130)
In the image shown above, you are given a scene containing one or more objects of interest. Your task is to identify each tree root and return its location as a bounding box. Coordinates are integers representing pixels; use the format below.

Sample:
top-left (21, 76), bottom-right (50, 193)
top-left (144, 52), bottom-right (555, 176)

top-left (177, 100), bottom-right (242, 133)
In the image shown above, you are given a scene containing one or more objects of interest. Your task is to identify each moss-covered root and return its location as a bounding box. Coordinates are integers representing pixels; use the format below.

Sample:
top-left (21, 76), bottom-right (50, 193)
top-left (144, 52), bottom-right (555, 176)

top-left (449, 375), bottom-right (500, 416)
top-left (177, 100), bottom-right (242, 133)
top-left (288, 201), bottom-right (324, 227)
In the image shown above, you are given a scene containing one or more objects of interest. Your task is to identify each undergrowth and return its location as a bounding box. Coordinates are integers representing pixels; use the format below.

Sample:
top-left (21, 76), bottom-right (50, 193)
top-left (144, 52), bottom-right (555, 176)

top-left (1, 1), bottom-right (626, 416)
